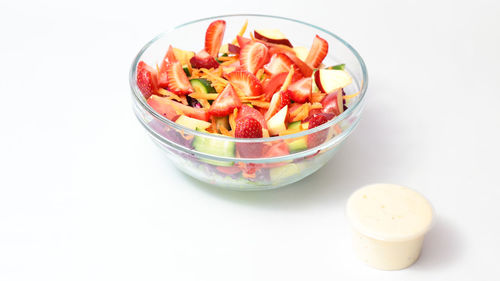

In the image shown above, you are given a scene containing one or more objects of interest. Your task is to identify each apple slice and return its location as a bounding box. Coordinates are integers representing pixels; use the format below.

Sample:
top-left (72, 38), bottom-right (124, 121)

top-left (314, 69), bottom-right (352, 93)
top-left (264, 92), bottom-right (281, 121)
top-left (175, 115), bottom-right (211, 130)
top-left (267, 105), bottom-right (288, 136)
top-left (293, 46), bottom-right (309, 61)
top-left (254, 29), bottom-right (293, 48)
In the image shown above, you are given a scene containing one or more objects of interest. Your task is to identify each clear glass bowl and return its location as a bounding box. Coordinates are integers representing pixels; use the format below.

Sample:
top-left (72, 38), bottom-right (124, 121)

top-left (129, 14), bottom-right (368, 190)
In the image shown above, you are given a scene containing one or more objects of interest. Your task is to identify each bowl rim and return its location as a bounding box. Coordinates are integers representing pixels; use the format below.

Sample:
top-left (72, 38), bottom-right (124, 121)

top-left (129, 13), bottom-right (368, 144)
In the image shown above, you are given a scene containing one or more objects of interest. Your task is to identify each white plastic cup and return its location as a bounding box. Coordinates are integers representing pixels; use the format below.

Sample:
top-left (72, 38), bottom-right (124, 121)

top-left (346, 184), bottom-right (434, 270)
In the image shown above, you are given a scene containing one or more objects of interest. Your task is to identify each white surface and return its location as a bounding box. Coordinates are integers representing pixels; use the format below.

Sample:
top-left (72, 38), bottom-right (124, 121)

top-left (1, 0), bottom-right (499, 280)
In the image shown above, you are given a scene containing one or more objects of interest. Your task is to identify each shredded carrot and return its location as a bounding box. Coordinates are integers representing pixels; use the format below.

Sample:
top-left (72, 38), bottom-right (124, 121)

top-left (179, 95), bottom-right (188, 105)
top-left (311, 92), bottom-right (326, 103)
top-left (344, 91), bottom-right (360, 100)
top-left (262, 128), bottom-right (270, 138)
top-left (301, 122), bottom-right (309, 130)
top-left (249, 31), bottom-right (255, 40)
top-left (248, 100), bottom-right (270, 108)
top-left (211, 118), bottom-right (217, 133)
top-left (218, 56), bottom-right (238, 62)
top-left (199, 99), bottom-right (211, 109)
top-left (311, 102), bottom-right (323, 109)
top-left (240, 94), bottom-right (264, 101)
top-left (290, 103), bottom-right (311, 122)
top-left (220, 126), bottom-right (231, 136)
top-left (189, 93), bottom-right (218, 100)
top-left (229, 113), bottom-right (236, 131)
top-left (233, 108), bottom-right (238, 119)
top-left (280, 66), bottom-right (295, 91)
top-left (157, 88), bottom-right (183, 102)
top-left (220, 57), bottom-right (239, 66)
top-left (231, 19), bottom-right (249, 44)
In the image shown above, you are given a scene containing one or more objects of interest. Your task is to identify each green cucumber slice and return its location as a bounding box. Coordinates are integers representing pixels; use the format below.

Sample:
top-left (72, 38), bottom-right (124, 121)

top-left (189, 78), bottom-right (216, 93)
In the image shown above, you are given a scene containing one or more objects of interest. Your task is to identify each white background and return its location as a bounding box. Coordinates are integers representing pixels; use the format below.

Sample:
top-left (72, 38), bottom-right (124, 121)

top-left (1, 0), bottom-right (499, 280)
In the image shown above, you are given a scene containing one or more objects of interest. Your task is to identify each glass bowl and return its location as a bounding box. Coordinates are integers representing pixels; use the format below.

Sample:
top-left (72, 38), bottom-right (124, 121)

top-left (129, 14), bottom-right (368, 190)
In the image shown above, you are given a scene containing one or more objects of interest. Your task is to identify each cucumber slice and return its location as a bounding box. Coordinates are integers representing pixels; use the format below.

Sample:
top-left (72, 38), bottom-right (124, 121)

top-left (193, 129), bottom-right (235, 166)
top-left (287, 137), bottom-right (308, 153)
top-left (328, 64), bottom-right (345, 70)
top-left (189, 78), bottom-right (216, 93)
top-left (270, 163), bottom-right (301, 183)
top-left (183, 65), bottom-right (191, 77)
top-left (287, 121), bottom-right (301, 130)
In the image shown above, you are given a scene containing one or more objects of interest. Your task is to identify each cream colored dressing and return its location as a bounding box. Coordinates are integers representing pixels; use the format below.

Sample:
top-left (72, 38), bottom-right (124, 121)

top-left (346, 184), bottom-right (434, 270)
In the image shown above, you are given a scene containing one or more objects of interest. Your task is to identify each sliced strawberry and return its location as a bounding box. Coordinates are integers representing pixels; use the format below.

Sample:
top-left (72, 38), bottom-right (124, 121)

top-left (263, 141), bottom-right (289, 157)
top-left (264, 90), bottom-right (289, 121)
top-left (190, 50), bottom-right (219, 69)
top-left (166, 61), bottom-right (193, 95)
top-left (236, 104), bottom-right (267, 129)
top-left (279, 90), bottom-right (291, 108)
top-left (235, 117), bottom-right (263, 158)
top-left (208, 84), bottom-right (242, 117)
top-left (216, 165), bottom-right (241, 175)
top-left (305, 35), bottom-right (328, 68)
top-left (226, 70), bottom-right (262, 97)
top-left (307, 113), bottom-right (334, 147)
top-left (147, 95), bottom-right (179, 120)
top-left (227, 44), bottom-right (241, 54)
top-left (236, 35), bottom-right (252, 50)
top-left (147, 95), bottom-right (208, 121)
top-left (240, 41), bottom-right (269, 74)
top-left (166, 45), bottom-right (178, 63)
top-left (263, 53), bottom-right (298, 76)
top-left (157, 46), bottom-right (177, 88)
top-left (268, 46), bottom-right (313, 77)
top-left (205, 20), bottom-right (226, 58)
top-left (288, 77), bottom-right (312, 103)
top-left (137, 61), bottom-right (158, 99)
top-left (262, 71), bottom-right (302, 101)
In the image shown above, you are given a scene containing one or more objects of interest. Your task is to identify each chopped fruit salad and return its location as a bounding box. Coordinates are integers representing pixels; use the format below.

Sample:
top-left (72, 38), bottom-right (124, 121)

top-left (136, 19), bottom-right (359, 186)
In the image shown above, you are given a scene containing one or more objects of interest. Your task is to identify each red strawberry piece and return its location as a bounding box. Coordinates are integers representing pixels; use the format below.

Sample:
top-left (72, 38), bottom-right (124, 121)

top-left (307, 113), bottom-right (334, 148)
top-left (264, 90), bottom-right (289, 121)
top-left (226, 70), bottom-right (263, 97)
top-left (137, 61), bottom-right (158, 99)
top-left (216, 165), bottom-right (242, 175)
top-left (235, 116), bottom-right (263, 158)
top-left (235, 116), bottom-right (263, 138)
top-left (279, 90), bottom-right (291, 108)
top-left (147, 95), bottom-right (179, 120)
top-left (305, 35), bottom-right (328, 68)
top-left (262, 141), bottom-right (290, 167)
top-left (205, 20), bottom-right (226, 58)
top-left (157, 45), bottom-right (177, 88)
top-left (263, 53), bottom-right (298, 76)
top-left (288, 77), bottom-right (312, 103)
top-left (147, 95), bottom-right (209, 121)
top-left (166, 45), bottom-right (178, 63)
top-left (166, 61), bottom-right (193, 95)
top-left (208, 84), bottom-right (242, 117)
top-left (268, 46), bottom-right (313, 76)
top-left (236, 35), bottom-right (252, 50)
top-left (227, 43), bottom-right (241, 54)
top-left (190, 50), bottom-right (219, 69)
top-left (263, 141), bottom-right (289, 158)
top-left (236, 104), bottom-right (267, 129)
top-left (240, 41), bottom-right (269, 74)
top-left (262, 71), bottom-right (302, 101)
